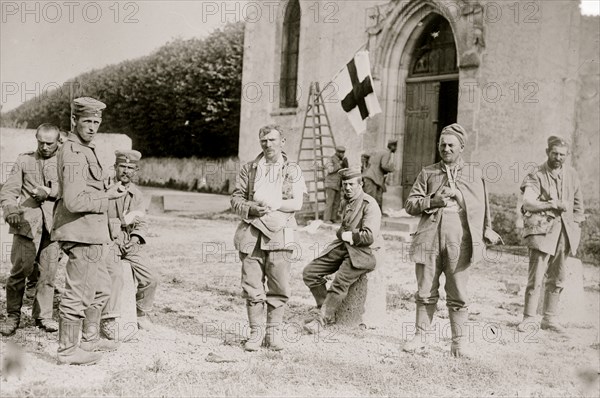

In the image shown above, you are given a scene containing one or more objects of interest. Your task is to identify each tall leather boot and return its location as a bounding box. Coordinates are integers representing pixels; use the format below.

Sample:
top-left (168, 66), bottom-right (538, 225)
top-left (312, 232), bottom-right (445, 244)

top-left (304, 293), bottom-right (342, 335)
top-left (517, 287), bottom-right (539, 332)
top-left (449, 310), bottom-right (470, 358)
top-left (80, 308), bottom-right (120, 352)
top-left (309, 285), bottom-right (328, 309)
top-left (265, 304), bottom-right (285, 351)
top-left (244, 302), bottom-right (264, 352)
top-left (57, 319), bottom-right (102, 365)
top-left (541, 291), bottom-right (567, 334)
top-left (403, 304), bottom-right (436, 352)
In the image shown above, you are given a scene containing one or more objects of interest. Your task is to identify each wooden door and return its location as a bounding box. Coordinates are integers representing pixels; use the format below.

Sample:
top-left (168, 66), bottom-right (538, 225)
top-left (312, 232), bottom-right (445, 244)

top-left (401, 81), bottom-right (440, 202)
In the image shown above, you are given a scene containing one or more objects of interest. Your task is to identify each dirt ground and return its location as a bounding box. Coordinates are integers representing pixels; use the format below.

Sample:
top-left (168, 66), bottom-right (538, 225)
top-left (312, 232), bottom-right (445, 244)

top-left (0, 214), bottom-right (599, 397)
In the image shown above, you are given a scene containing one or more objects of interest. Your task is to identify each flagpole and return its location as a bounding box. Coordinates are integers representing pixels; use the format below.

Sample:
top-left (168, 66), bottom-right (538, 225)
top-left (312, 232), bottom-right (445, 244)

top-left (312, 40), bottom-right (370, 101)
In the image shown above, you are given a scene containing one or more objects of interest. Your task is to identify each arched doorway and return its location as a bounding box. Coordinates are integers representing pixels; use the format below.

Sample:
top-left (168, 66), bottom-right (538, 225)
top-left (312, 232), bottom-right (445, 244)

top-left (400, 14), bottom-right (459, 201)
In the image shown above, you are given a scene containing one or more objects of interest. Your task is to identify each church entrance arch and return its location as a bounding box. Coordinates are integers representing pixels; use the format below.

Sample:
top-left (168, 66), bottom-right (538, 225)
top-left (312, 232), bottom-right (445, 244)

top-left (401, 14), bottom-right (459, 200)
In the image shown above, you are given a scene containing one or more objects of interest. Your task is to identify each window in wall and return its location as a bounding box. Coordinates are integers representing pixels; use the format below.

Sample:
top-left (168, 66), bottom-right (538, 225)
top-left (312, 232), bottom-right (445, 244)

top-left (280, 0), bottom-right (301, 108)
top-left (410, 15), bottom-right (458, 77)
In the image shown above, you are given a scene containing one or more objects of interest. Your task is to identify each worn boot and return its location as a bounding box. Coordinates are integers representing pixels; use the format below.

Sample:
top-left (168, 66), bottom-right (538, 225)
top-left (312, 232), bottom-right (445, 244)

top-left (244, 302), bottom-right (264, 352)
top-left (304, 293), bottom-right (342, 335)
top-left (100, 317), bottom-right (118, 340)
top-left (309, 285), bottom-right (328, 309)
top-left (80, 308), bottom-right (119, 352)
top-left (540, 291), bottom-right (567, 335)
top-left (0, 315), bottom-right (20, 336)
top-left (403, 304), bottom-right (436, 353)
top-left (57, 319), bottom-right (102, 365)
top-left (449, 310), bottom-right (470, 358)
top-left (516, 315), bottom-right (537, 332)
top-left (265, 305), bottom-right (285, 351)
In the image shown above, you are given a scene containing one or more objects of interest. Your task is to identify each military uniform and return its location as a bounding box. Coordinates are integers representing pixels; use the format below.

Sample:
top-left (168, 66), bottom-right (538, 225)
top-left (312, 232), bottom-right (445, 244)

top-left (231, 151), bottom-right (305, 350)
top-left (0, 149), bottom-right (60, 332)
top-left (403, 124), bottom-right (498, 357)
top-left (103, 151), bottom-right (156, 324)
top-left (303, 167), bottom-right (383, 329)
top-left (362, 143), bottom-right (395, 209)
top-left (518, 136), bottom-right (585, 333)
top-left (53, 97), bottom-right (116, 365)
top-left (323, 147), bottom-right (348, 223)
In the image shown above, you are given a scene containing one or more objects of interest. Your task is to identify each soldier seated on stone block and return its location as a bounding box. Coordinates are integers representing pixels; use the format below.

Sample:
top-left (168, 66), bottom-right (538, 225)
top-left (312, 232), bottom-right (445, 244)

top-left (101, 149), bottom-right (158, 338)
top-left (303, 166), bottom-right (383, 333)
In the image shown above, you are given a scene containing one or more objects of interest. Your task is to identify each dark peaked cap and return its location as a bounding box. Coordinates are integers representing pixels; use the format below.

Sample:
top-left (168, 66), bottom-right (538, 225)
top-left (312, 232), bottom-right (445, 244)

top-left (71, 97), bottom-right (106, 117)
top-left (115, 150), bottom-right (142, 165)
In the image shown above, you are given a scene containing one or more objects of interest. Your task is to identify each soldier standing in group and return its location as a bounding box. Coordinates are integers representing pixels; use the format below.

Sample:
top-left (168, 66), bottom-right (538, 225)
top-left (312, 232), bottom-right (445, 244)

top-left (517, 136), bottom-right (585, 335)
top-left (403, 124), bottom-right (502, 357)
top-left (323, 146), bottom-right (348, 224)
top-left (362, 140), bottom-right (397, 209)
top-left (52, 97), bottom-right (127, 365)
top-left (0, 124), bottom-right (61, 336)
top-left (231, 124), bottom-right (306, 351)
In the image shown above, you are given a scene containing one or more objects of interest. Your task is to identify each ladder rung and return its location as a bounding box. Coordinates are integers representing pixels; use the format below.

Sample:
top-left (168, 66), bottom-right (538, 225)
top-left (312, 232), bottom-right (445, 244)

top-left (304, 124), bottom-right (329, 128)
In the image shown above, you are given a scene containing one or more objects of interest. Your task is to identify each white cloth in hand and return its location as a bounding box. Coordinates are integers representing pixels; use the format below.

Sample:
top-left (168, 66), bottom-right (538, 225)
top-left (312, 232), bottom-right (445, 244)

top-left (341, 231), bottom-right (354, 245)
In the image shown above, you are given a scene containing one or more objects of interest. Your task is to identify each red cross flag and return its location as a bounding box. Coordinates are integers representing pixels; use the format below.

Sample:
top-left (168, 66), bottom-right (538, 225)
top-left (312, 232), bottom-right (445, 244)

top-left (333, 50), bottom-right (382, 134)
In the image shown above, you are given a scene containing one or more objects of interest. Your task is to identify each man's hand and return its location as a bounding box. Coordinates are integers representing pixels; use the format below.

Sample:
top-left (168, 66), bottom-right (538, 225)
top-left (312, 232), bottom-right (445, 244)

top-left (5, 213), bottom-right (20, 228)
top-left (123, 235), bottom-right (140, 254)
top-left (32, 186), bottom-right (50, 202)
top-left (341, 231), bottom-right (354, 245)
top-left (429, 193), bottom-right (447, 209)
top-left (106, 182), bottom-right (128, 200)
top-left (484, 229), bottom-right (504, 245)
top-left (248, 204), bottom-right (269, 217)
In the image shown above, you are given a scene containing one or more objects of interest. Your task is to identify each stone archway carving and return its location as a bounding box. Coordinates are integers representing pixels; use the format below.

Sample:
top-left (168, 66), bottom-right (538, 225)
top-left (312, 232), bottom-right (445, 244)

top-left (365, 0), bottom-right (485, 189)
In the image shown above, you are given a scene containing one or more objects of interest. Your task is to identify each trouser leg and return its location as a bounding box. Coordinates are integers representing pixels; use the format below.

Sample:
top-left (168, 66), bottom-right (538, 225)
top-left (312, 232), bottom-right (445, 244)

top-left (32, 228), bottom-right (60, 320)
top-left (101, 243), bottom-right (124, 319)
top-left (6, 235), bottom-right (37, 318)
top-left (125, 249), bottom-right (157, 314)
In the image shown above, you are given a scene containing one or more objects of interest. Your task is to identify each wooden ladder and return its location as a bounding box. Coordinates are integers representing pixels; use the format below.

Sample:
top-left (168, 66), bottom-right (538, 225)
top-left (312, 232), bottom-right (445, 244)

top-left (297, 82), bottom-right (337, 220)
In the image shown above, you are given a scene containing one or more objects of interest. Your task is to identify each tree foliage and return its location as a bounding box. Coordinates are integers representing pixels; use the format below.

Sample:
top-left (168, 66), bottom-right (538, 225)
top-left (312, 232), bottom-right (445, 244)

top-left (1, 22), bottom-right (244, 158)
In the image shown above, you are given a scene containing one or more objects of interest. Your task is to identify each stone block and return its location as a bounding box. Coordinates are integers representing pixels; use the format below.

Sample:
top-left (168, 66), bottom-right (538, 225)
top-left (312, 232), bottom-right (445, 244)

top-left (335, 249), bottom-right (387, 328)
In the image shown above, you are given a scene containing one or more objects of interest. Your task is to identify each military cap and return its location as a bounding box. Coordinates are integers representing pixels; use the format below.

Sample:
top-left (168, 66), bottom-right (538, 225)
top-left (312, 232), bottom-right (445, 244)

top-left (338, 166), bottom-right (362, 180)
top-left (115, 149), bottom-right (142, 165)
top-left (441, 123), bottom-right (467, 146)
top-left (336, 146), bottom-right (346, 152)
top-left (71, 97), bottom-right (106, 118)
top-left (387, 139), bottom-right (398, 146)
top-left (547, 135), bottom-right (570, 149)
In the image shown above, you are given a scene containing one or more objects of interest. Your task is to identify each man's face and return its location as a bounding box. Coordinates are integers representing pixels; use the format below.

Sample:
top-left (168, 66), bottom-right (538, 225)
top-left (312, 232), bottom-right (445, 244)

top-left (342, 177), bottom-right (363, 200)
top-left (389, 143), bottom-right (398, 153)
top-left (259, 129), bottom-right (284, 160)
top-left (546, 145), bottom-right (568, 169)
top-left (438, 134), bottom-right (463, 164)
top-left (336, 150), bottom-right (345, 159)
top-left (36, 130), bottom-right (59, 158)
top-left (115, 163), bottom-right (138, 185)
top-left (73, 115), bottom-right (102, 143)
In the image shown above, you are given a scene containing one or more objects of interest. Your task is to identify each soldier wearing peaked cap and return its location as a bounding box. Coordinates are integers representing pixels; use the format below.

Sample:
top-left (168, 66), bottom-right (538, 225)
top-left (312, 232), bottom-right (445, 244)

top-left (52, 97), bottom-right (128, 365)
top-left (101, 149), bottom-right (157, 335)
top-left (362, 139), bottom-right (397, 210)
top-left (0, 124), bottom-right (61, 336)
top-left (517, 135), bottom-right (585, 335)
top-left (403, 123), bottom-right (502, 357)
top-left (323, 146), bottom-right (349, 223)
top-left (303, 166), bottom-right (383, 333)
